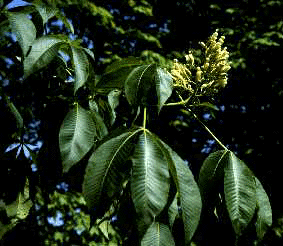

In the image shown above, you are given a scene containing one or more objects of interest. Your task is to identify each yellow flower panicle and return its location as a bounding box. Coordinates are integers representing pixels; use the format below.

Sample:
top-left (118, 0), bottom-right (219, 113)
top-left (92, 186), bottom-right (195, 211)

top-left (170, 30), bottom-right (231, 97)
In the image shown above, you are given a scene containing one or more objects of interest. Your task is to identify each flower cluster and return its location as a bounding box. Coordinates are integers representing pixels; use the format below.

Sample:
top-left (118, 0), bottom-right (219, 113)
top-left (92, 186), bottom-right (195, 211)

top-left (170, 30), bottom-right (231, 97)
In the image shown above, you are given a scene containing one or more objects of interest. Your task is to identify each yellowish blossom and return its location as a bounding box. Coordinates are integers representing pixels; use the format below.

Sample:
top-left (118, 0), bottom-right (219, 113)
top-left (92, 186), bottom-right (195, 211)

top-left (170, 30), bottom-right (231, 97)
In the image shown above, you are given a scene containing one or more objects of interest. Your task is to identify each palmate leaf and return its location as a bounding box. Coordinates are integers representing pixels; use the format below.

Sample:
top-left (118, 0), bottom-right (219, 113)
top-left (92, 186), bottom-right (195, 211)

top-left (59, 103), bottom-right (96, 173)
top-left (83, 128), bottom-right (141, 209)
top-left (131, 130), bottom-right (170, 229)
top-left (141, 222), bottom-right (175, 246)
top-left (156, 140), bottom-right (202, 243)
top-left (255, 177), bottom-right (272, 240)
top-left (71, 46), bottom-right (89, 94)
top-left (8, 12), bottom-right (36, 56)
top-left (224, 151), bottom-right (257, 236)
top-left (23, 35), bottom-right (66, 77)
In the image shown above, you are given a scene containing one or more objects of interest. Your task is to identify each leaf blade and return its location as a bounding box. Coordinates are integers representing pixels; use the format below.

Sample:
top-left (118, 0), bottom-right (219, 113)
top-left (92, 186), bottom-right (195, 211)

top-left (155, 68), bottom-right (173, 112)
top-left (255, 177), bottom-right (272, 240)
top-left (23, 36), bottom-right (65, 77)
top-left (8, 12), bottom-right (36, 56)
top-left (125, 64), bottom-right (155, 107)
top-left (198, 150), bottom-right (228, 202)
top-left (83, 129), bottom-right (140, 209)
top-left (141, 222), bottom-right (175, 246)
top-left (71, 46), bottom-right (89, 94)
top-left (155, 140), bottom-right (202, 243)
top-left (224, 152), bottom-right (256, 235)
top-left (131, 130), bottom-right (170, 229)
top-left (59, 104), bottom-right (96, 172)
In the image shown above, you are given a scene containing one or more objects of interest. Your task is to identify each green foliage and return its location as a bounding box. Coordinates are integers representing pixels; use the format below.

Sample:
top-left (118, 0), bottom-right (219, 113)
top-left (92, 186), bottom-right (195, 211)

top-left (0, 0), bottom-right (278, 245)
top-left (199, 150), bottom-right (272, 239)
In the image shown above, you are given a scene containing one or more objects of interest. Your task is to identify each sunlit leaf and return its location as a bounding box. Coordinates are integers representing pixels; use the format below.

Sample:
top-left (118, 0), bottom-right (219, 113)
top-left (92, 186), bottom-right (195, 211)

top-left (34, 3), bottom-right (57, 26)
top-left (141, 222), bottom-right (175, 246)
top-left (71, 46), bottom-right (89, 94)
top-left (8, 12), bottom-right (36, 56)
top-left (131, 130), bottom-right (170, 229)
top-left (59, 103), bottom-right (96, 172)
top-left (23, 35), bottom-right (65, 77)
top-left (224, 151), bottom-right (256, 236)
top-left (255, 177), bottom-right (272, 240)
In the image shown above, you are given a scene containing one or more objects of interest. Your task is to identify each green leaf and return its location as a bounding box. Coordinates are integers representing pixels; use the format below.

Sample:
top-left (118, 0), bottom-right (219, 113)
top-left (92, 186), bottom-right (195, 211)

top-left (104, 56), bottom-right (142, 74)
top-left (34, 3), bottom-right (57, 26)
top-left (141, 222), bottom-right (175, 246)
top-left (255, 177), bottom-right (272, 240)
top-left (23, 36), bottom-right (65, 78)
top-left (224, 151), bottom-right (256, 236)
top-left (8, 12), bottom-right (36, 56)
top-left (59, 103), bottom-right (96, 173)
top-left (83, 128), bottom-right (140, 209)
top-left (198, 150), bottom-right (228, 201)
top-left (168, 195), bottom-right (178, 228)
top-left (90, 110), bottom-right (108, 140)
top-left (96, 57), bottom-right (142, 91)
top-left (71, 46), bottom-right (89, 94)
top-left (154, 140), bottom-right (202, 243)
top-left (156, 68), bottom-right (173, 112)
top-left (125, 64), bottom-right (156, 107)
top-left (107, 89), bottom-right (122, 125)
top-left (169, 148), bottom-right (202, 243)
top-left (131, 130), bottom-right (170, 229)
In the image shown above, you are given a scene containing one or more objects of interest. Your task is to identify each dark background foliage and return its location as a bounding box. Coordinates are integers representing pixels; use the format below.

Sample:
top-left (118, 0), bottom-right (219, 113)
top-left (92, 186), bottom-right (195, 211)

top-left (0, 0), bottom-right (283, 245)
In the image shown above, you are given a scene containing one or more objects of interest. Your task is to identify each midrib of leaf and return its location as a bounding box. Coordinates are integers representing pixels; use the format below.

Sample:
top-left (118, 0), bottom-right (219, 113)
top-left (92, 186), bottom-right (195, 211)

top-left (136, 64), bottom-right (153, 96)
top-left (212, 149), bottom-right (228, 178)
top-left (144, 130), bottom-right (150, 211)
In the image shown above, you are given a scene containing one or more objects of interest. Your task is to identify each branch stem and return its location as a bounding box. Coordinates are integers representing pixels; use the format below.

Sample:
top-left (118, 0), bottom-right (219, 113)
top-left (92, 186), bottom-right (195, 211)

top-left (143, 107), bottom-right (147, 129)
top-left (176, 93), bottom-right (228, 151)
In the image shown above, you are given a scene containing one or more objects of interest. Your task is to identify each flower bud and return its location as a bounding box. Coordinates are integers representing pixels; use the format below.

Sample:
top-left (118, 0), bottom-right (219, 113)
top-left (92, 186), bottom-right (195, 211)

top-left (196, 67), bottom-right (202, 82)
